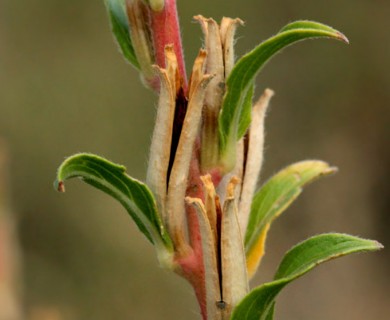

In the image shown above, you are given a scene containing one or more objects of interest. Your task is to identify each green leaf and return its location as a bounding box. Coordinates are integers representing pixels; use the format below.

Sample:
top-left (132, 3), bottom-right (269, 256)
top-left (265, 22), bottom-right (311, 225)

top-left (105, 0), bottom-right (140, 68)
top-left (245, 161), bottom-right (336, 278)
top-left (231, 234), bottom-right (382, 320)
top-left (54, 153), bottom-right (173, 253)
top-left (264, 303), bottom-right (275, 320)
top-left (218, 21), bottom-right (348, 170)
top-left (237, 84), bottom-right (254, 139)
top-left (274, 234), bottom-right (382, 280)
top-left (279, 21), bottom-right (349, 36)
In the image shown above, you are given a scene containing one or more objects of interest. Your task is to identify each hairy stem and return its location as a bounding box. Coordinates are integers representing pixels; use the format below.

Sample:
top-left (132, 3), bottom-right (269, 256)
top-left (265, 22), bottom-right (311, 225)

top-left (149, 0), bottom-right (188, 90)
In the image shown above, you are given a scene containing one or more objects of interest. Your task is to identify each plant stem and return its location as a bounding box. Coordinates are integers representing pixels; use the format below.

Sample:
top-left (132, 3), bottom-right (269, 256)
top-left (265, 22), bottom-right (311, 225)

top-left (149, 0), bottom-right (188, 91)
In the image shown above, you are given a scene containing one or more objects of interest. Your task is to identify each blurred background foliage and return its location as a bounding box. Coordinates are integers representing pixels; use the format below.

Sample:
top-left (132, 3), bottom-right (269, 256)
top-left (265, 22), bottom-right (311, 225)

top-left (0, 0), bottom-right (389, 319)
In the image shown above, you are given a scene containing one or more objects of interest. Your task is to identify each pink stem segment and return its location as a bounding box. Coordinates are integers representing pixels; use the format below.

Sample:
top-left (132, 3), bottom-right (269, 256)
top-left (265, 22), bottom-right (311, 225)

top-left (175, 142), bottom-right (223, 320)
top-left (149, 0), bottom-right (188, 91)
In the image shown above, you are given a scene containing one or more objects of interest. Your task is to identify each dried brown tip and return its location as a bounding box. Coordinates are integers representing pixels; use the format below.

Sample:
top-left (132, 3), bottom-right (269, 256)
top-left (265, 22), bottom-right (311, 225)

top-left (57, 181), bottom-right (65, 193)
top-left (226, 176), bottom-right (240, 199)
top-left (337, 32), bottom-right (350, 44)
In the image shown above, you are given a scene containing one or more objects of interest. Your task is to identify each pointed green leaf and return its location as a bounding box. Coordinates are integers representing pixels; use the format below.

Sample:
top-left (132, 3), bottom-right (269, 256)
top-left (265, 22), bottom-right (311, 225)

top-left (278, 21), bottom-right (349, 36)
top-left (274, 234), bottom-right (382, 280)
top-left (231, 234), bottom-right (382, 320)
top-left (245, 161), bottom-right (336, 278)
top-left (54, 153), bottom-right (173, 253)
top-left (218, 21), bottom-right (348, 170)
top-left (105, 0), bottom-right (140, 68)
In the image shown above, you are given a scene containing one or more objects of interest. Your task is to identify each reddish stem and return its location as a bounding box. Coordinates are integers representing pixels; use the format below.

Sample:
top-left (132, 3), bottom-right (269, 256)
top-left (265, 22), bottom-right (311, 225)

top-left (183, 143), bottom-right (207, 319)
top-left (149, 0), bottom-right (188, 91)
top-left (175, 142), bottom-right (223, 320)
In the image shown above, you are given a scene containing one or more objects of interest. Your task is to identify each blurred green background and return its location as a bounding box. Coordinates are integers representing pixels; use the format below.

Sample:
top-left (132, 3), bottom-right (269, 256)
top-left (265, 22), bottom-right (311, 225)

top-left (1, 0), bottom-right (389, 319)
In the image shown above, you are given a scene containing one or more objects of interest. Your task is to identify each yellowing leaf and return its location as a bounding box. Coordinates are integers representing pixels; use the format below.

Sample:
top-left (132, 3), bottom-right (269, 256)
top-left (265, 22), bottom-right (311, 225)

top-left (245, 161), bottom-right (336, 278)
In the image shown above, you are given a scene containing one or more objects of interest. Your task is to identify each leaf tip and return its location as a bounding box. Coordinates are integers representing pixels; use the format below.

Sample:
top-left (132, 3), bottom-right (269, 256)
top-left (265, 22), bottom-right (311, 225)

top-left (326, 165), bottom-right (338, 175)
top-left (55, 180), bottom-right (65, 193)
top-left (336, 32), bottom-right (349, 44)
top-left (373, 240), bottom-right (384, 250)
top-left (264, 87), bottom-right (275, 97)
